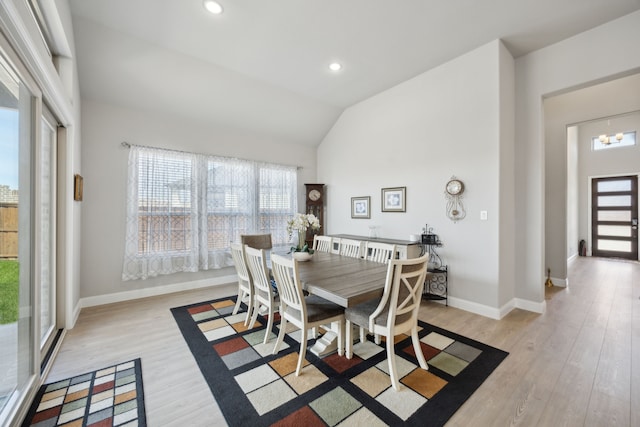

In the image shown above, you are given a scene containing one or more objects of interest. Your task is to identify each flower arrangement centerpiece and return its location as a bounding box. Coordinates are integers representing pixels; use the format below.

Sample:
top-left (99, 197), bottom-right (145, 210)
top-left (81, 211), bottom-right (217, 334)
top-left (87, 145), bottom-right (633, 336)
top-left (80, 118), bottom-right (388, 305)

top-left (287, 213), bottom-right (321, 259)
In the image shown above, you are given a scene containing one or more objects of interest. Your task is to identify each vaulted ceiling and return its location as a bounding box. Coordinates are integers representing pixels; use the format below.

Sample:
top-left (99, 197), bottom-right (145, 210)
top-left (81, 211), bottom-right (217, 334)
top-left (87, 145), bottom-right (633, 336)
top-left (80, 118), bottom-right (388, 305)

top-left (68, 0), bottom-right (640, 146)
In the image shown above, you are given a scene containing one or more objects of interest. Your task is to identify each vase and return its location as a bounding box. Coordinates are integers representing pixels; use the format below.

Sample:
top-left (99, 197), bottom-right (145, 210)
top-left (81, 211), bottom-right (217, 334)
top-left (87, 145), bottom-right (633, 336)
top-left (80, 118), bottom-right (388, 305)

top-left (292, 251), bottom-right (313, 262)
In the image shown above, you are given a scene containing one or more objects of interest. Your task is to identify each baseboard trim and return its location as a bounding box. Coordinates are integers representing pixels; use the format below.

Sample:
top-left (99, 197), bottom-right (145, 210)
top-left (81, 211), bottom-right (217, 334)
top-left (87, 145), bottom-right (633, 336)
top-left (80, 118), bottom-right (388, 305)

top-left (447, 296), bottom-right (546, 320)
top-left (513, 298), bottom-right (546, 314)
top-left (550, 276), bottom-right (568, 287)
top-left (79, 274), bottom-right (237, 309)
top-left (447, 297), bottom-right (502, 320)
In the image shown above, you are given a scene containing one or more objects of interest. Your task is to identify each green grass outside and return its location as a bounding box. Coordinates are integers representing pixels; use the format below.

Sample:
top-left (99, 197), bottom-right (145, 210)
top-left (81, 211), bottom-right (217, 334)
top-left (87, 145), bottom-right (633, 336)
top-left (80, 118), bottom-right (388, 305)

top-left (0, 260), bottom-right (19, 324)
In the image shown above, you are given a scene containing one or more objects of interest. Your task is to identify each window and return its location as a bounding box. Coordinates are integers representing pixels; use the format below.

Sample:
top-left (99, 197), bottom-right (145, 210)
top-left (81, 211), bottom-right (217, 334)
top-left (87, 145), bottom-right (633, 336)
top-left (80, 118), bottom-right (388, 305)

top-left (592, 131), bottom-right (636, 151)
top-left (123, 145), bottom-right (297, 280)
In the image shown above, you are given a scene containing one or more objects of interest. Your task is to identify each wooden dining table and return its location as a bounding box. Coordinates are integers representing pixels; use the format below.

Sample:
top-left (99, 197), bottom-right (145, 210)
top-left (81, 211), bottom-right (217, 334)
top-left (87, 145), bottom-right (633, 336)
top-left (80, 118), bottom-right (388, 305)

top-left (293, 251), bottom-right (389, 308)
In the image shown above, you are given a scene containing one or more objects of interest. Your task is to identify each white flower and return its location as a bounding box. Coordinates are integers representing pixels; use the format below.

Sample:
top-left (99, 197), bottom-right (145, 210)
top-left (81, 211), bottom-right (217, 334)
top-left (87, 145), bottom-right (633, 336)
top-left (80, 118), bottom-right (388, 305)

top-left (287, 213), bottom-right (322, 252)
top-left (286, 213), bottom-right (321, 234)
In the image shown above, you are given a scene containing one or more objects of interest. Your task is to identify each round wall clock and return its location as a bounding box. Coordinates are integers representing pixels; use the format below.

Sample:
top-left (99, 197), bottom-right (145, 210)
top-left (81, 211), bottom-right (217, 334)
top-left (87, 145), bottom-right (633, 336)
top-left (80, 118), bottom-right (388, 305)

top-left (445, 176), bottom-right (466, 222)
top-left (446, 179), bottom-right (464, 196)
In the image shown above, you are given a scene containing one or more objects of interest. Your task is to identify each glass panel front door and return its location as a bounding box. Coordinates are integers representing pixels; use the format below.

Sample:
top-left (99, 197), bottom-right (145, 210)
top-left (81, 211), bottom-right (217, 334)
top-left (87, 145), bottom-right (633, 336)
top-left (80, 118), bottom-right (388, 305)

top-left (591, 176), bottom-right (639, 260)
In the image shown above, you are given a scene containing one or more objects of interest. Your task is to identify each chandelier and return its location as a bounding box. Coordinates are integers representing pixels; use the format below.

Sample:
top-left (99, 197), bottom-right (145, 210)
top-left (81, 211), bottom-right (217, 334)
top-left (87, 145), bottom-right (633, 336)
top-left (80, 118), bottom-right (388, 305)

top-left (598, 132), bottom-right (624, 145)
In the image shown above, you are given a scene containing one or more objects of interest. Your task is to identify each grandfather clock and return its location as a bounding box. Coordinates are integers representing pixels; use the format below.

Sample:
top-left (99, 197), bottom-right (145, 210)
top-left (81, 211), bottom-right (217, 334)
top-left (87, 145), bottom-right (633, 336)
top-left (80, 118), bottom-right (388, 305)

top-left (305, 183), bottom-right (325, 246)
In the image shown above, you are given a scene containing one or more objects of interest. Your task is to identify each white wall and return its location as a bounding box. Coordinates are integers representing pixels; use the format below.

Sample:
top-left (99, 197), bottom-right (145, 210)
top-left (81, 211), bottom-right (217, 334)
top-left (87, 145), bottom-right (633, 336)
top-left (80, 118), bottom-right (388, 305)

top-left (318, 40), bottom-right (513, 317)
top-left (515, 10), bottom-right (640, 305)
top-left (79, 99), bottom-right (317, 302)
top-left (543, 73), bottom-right (640, 280)
top-left (567, 125), bottom-right (578, 260)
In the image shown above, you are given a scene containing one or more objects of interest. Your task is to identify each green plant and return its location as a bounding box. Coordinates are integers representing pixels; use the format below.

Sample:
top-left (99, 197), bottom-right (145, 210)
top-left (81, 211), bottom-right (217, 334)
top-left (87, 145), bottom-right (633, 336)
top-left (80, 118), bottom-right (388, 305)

top-left (0, 260), bottom-right (19, 324)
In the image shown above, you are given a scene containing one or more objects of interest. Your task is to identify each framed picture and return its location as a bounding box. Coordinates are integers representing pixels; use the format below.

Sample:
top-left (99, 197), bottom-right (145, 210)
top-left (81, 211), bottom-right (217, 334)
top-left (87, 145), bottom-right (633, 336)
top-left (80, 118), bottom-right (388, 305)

top-left (381, 187), bottom-right (406, 212)
top-left (74, 174), bottom-right (83, 201)
top-left (351, 196), bottom-right (371, 218)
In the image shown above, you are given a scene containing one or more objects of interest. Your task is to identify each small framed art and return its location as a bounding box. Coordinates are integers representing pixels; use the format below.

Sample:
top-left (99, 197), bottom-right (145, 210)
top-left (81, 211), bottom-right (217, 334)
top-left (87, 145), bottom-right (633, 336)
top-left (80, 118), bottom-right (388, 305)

top-left (381, 187), bottom-right (406, 212)
top-left (351, 196), bottom-right (371, 218)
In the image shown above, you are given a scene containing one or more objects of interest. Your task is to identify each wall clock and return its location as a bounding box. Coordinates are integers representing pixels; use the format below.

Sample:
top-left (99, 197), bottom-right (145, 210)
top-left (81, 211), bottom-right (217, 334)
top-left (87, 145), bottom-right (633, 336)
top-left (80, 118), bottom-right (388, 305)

top-left (445, 176), bottom-right (466, 222)
top-left (305, 184), bottom-right (325, 245)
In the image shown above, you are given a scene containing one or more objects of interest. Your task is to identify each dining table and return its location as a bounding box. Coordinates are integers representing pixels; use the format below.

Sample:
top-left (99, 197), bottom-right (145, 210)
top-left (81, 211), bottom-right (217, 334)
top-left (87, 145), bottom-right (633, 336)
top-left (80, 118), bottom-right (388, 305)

top-left (293, 251), bottom-right (389, 307)
top-left (269, 249), bottom-right (390, 356)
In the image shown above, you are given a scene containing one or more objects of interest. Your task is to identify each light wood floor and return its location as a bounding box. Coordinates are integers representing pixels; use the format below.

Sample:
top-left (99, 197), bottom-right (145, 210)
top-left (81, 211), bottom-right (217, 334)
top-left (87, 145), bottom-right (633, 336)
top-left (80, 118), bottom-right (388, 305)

top-left (45, 256), bottom-right (639, 426)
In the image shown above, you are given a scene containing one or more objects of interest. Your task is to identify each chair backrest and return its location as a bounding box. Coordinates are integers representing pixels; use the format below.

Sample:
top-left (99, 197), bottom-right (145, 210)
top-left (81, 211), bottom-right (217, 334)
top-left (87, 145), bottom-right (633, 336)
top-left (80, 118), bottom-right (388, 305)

top-left (339, 238), bottom-right (363, 258)
top-left (271, 254), bottom-right (305, 318)
top-left (369, 254), bottom-right (429, 330)
top-left (313, 235), bottom-right (333, 253)
top-left (241, 234), bottom-right (273, 250)
top-left (244, 245), bottom-right (272, 297)
top-left (365, 242), bottom-right (397, 263)
top-left (230, 243), bottom-right (251, 283)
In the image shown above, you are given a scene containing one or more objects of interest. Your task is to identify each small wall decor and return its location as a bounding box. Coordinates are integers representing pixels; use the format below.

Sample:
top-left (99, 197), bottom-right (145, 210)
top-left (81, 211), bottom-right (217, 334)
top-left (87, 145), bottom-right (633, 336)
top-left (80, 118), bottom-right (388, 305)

top-left (445, 176), bottom-right (465, 222)
top-left (351, 196), bottom-right (371, 218)
top-left (381, 187), bottom-right (406, 212)
top-left (74, 174), bottom-right (83, 201)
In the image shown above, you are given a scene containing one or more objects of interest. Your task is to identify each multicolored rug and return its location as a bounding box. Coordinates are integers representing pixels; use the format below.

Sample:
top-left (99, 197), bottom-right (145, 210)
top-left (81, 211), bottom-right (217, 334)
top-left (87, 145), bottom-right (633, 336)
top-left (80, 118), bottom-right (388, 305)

top-left (171, 297), bottom-right (508, 426)
top-left (22, 359), bottom-right (146, 427)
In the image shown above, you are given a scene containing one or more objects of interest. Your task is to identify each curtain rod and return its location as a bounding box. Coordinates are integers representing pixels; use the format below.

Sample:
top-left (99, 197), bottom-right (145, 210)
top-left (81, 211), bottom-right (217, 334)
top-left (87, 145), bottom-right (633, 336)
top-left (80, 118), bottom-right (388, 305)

top-left (120, 141), bottom-right (303, 170)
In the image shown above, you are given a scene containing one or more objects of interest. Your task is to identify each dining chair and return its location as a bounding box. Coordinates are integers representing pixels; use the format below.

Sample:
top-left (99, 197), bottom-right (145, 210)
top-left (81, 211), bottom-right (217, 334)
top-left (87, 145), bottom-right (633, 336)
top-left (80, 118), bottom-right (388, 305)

top-left (339, 238), bottom-right (363, 258)
top-left (240, 233), bottom-right (273, 250)
top-left (270, 254), bottom-right (345, 376)
top-left (344, 254), bottom-right (430, 391)
top-left (229, 243), bottom-right (254, 326)
top-left (364, 241), bottom-right (397, 263)
top-left (244, 245), bottom-right (280, 344)
top-left (312, 235), bottom-right (333, 253)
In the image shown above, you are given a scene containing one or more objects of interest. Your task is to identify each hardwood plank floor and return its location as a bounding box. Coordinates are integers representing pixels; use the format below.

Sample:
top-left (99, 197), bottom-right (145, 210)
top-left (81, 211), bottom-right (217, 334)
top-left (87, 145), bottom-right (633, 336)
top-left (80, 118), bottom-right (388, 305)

top-left (45, 256), bottom-right (639, 426)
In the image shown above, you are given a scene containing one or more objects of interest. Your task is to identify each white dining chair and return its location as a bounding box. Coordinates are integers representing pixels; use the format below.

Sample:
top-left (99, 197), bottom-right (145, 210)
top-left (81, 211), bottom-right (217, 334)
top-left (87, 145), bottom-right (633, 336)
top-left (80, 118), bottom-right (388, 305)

top-left (344, 254), bottom-right (430, 391)
top-left (271, 254), bottom-right (345, 376)
top-left (244, 245), bottom-right (280, 344)
top-left (339, 238), bottom-right (363, 258)
top-left (364, 241), bottom-right (397, 263)
top-left (230, 243), bottom-right (254, 326)
top-left (312, 235), bottom-right (333, 253)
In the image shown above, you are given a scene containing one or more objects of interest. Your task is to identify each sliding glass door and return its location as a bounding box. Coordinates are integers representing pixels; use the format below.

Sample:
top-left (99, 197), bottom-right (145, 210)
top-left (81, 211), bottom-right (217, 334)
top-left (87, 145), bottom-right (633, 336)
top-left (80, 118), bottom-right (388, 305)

top-left (39, 108), bottom-right (57, 361)
top-left (0, 52), bottom-right (35, 421)
top-left (0, 38), bottom-right (59, 427)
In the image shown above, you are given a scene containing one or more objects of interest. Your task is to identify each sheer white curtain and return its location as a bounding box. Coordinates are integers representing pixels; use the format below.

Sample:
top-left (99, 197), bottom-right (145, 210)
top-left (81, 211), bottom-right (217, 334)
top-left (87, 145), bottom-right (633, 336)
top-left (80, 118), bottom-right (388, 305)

top-left (258, 163), bottom-right (298, 245)
top-left (123, 145), bottom-right (297, 280)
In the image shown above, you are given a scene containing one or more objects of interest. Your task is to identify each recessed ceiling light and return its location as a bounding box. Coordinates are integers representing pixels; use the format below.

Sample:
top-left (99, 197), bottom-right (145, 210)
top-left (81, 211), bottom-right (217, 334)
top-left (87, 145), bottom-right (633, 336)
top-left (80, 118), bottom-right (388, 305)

top-left (203, 0), bottom-right (223, 14)
top-left (329, 62), bottom-right (342, 72)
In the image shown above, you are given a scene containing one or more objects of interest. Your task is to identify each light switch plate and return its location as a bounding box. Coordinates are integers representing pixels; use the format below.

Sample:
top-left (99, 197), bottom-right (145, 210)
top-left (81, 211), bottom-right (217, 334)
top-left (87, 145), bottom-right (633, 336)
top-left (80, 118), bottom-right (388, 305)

top-left (480, 210), bottom-right (488, 220)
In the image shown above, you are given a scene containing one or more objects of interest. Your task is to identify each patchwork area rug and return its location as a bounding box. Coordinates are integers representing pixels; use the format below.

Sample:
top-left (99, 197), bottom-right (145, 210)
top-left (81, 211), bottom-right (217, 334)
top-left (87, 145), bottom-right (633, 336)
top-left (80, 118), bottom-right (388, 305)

top-left (171, 297), bottom-right (508, 427)
top-left (22, 359), bottom-right (146, 427)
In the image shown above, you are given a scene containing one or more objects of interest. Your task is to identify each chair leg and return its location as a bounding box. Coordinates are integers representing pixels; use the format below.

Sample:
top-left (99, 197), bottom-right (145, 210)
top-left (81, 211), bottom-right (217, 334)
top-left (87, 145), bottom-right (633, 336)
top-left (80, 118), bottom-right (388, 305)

top-left (232, 286), bottom-right (243, 315)
top-left (386, 333), bottom-right (401, 391)
top-left (263, 303), bottom-right (274, 345)
top-left (296, 326), bottom-right (308, 376)
top-left (411, 326), bottom-right (428, 370)
top-left (359, 327), bottom-right (366, 343)
top-left (345, 320), bottom-right (352, 359)
top-left (243, 292), bottom-right (253, 326)
top-left (248, 298), bottom-right (260, 329)
top-left (272, 316), bottom-right (287, 355)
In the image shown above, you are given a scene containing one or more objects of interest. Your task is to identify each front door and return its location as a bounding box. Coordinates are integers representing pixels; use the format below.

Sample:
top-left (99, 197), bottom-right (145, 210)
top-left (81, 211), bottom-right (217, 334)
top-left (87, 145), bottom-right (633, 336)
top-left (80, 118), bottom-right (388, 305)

top-left (591, 175), bottom-right (638, 260)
